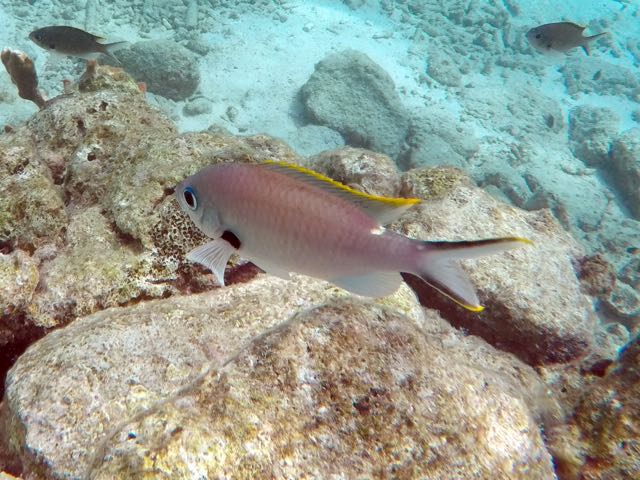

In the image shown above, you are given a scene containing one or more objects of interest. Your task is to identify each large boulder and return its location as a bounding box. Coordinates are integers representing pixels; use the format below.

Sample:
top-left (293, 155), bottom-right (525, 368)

top-left (397, 167), bottom-right (597, 365)
top-left (568, 105), bottom-right (620, 167)
top-left (300, 49), bottom-right (410, 160)
top-left (0, 128), bottom-right (67, 251)
top-left (308, 146), bottom-right (401, 198)
top-left (289, 124), bottom-right (344, 157)
top-left (0, 64), bottom-right (300, 399)
top-left (562, 57), bottom-right (640, 101)
top-left (610, 128), bottom-right (640, 220)
top-left (0, 275), bottom-right (556, 479)
top-left (400, 112), bottom-right (479, 170)
top-left (549, 335), bottom-right (640, 479)
top-left (115, 40), bottom-right (200, 101)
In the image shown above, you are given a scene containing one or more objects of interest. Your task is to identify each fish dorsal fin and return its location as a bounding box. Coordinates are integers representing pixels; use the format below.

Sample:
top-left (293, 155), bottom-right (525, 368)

top-left (261, 161), bottom-right (420, 225)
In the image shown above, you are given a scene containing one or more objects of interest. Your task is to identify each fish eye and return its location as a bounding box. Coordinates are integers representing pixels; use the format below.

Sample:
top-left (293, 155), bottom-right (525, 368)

top-left (183, 187), bottom-right (198, 210)
top-left (535, 34), bottom-right (541, 39)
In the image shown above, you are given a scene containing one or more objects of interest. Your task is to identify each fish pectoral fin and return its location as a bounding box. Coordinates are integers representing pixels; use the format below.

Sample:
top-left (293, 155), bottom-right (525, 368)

top-left (261, 161), bottom-right (420, 225)
top-left (250, 259), bottom-right (291, 280)
top-left (186, 238), bottom-right (237, 287)
top-left (331, 271), bottom-right (402, 298)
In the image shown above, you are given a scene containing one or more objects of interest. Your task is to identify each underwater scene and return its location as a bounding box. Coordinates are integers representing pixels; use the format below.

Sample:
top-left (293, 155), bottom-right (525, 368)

top-left (0, 0), bottom-right (639, 478)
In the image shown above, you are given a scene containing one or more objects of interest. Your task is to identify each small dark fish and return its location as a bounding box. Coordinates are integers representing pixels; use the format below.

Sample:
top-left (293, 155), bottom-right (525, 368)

top-left (29, 26), bottom-right (128, 61)
top-left (627, 247), bottom-right (639, 255)
top-left (526, 22), bottom-right (608, 55)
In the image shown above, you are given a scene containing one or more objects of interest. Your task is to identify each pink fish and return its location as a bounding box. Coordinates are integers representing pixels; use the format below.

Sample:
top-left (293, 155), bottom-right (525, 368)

top-left (176, 161), bottom-right (530, 311)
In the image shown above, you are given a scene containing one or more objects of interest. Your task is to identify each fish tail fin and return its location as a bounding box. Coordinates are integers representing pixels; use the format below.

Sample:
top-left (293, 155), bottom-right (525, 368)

top-left (412, 237), bottom-right (532, 312)
top-left (583, 32), bottom-right (608, 55)
top-left (101, 41), bottom-right (129, 63)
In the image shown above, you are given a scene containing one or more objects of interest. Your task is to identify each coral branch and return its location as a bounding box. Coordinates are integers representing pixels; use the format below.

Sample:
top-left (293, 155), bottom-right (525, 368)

top-left (1, 48), bottom-right (46, 109)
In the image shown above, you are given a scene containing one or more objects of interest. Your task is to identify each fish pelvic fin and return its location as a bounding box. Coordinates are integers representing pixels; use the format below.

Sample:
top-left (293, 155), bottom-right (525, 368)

top-left (261, 160), bottom-right (420, 225)
top-left (412, 237), bottom-right (532, 312)
top-left (186, 237), bottom-right (238, 286)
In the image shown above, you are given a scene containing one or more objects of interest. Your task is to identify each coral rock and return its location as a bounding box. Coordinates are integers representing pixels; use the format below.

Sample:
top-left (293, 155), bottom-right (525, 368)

top-left (611, 128), bottom-right (640, 220)
top-left (397, 167), bottom-right (596, 365)
top-left (289, 125), bottom-right (344, 157)
top-left (562, 57), bottom-right (640, 101)
top-left (300, 49), bottom-right (410, 160)
top-left (0, 275), bottom-right (555, 479)
top-left (400, 112), bottom-right (479, 170)
top-left (0, 127), bottom-right (67, 251)
top-left (308, 147), bottom-right (400, 198)
top-left (549, 335), bottom-right (640, 479)
top-left (576, 254), bottom-right (617, 299)
top-left (568, 105), bottom-right (620, 167)
top-left (112, 40), bottom-right (200, 101)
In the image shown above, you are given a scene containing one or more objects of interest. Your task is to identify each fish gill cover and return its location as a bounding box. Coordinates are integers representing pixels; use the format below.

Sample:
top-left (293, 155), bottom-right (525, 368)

top-left (0, 1), bottom-right (638, 479)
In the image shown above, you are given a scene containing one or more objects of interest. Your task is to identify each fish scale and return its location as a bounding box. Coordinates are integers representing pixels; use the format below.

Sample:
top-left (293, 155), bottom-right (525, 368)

top-left (220, 165), bottom-right (395, 277)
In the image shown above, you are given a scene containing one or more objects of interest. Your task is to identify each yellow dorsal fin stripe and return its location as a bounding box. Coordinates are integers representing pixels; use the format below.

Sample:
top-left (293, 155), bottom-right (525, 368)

top-left (262, 160), bottom-right (421, 208)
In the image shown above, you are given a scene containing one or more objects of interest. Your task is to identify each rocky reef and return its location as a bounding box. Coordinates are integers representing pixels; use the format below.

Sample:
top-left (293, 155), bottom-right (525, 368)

top-left (0, 62), bottom-right (637, 479)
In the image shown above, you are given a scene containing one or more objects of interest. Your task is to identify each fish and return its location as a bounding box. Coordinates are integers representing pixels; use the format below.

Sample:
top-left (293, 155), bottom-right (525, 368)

top-left (526, 22), bottom-right (608, 55)
top-left (175, 162), bottom-right (531, 311)
top-left (29, 26), bottom-right (128, 62)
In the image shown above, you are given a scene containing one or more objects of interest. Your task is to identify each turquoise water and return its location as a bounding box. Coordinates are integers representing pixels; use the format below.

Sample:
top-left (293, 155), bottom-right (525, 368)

top-left (2, 0), bottom-right (638, 326)
top-left (0, 1), bottom-right (639, 477)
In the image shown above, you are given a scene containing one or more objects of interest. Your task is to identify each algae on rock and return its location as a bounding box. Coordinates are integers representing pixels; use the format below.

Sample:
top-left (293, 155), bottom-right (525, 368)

top-left (1, 275), bottom-right (556, 479)
top-left (0, 64), bottom-right (303, 334)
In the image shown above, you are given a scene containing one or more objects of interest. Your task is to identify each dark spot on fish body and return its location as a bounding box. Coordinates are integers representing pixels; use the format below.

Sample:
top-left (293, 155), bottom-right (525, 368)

top-left (221, 230), bottom-right (241, 250)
